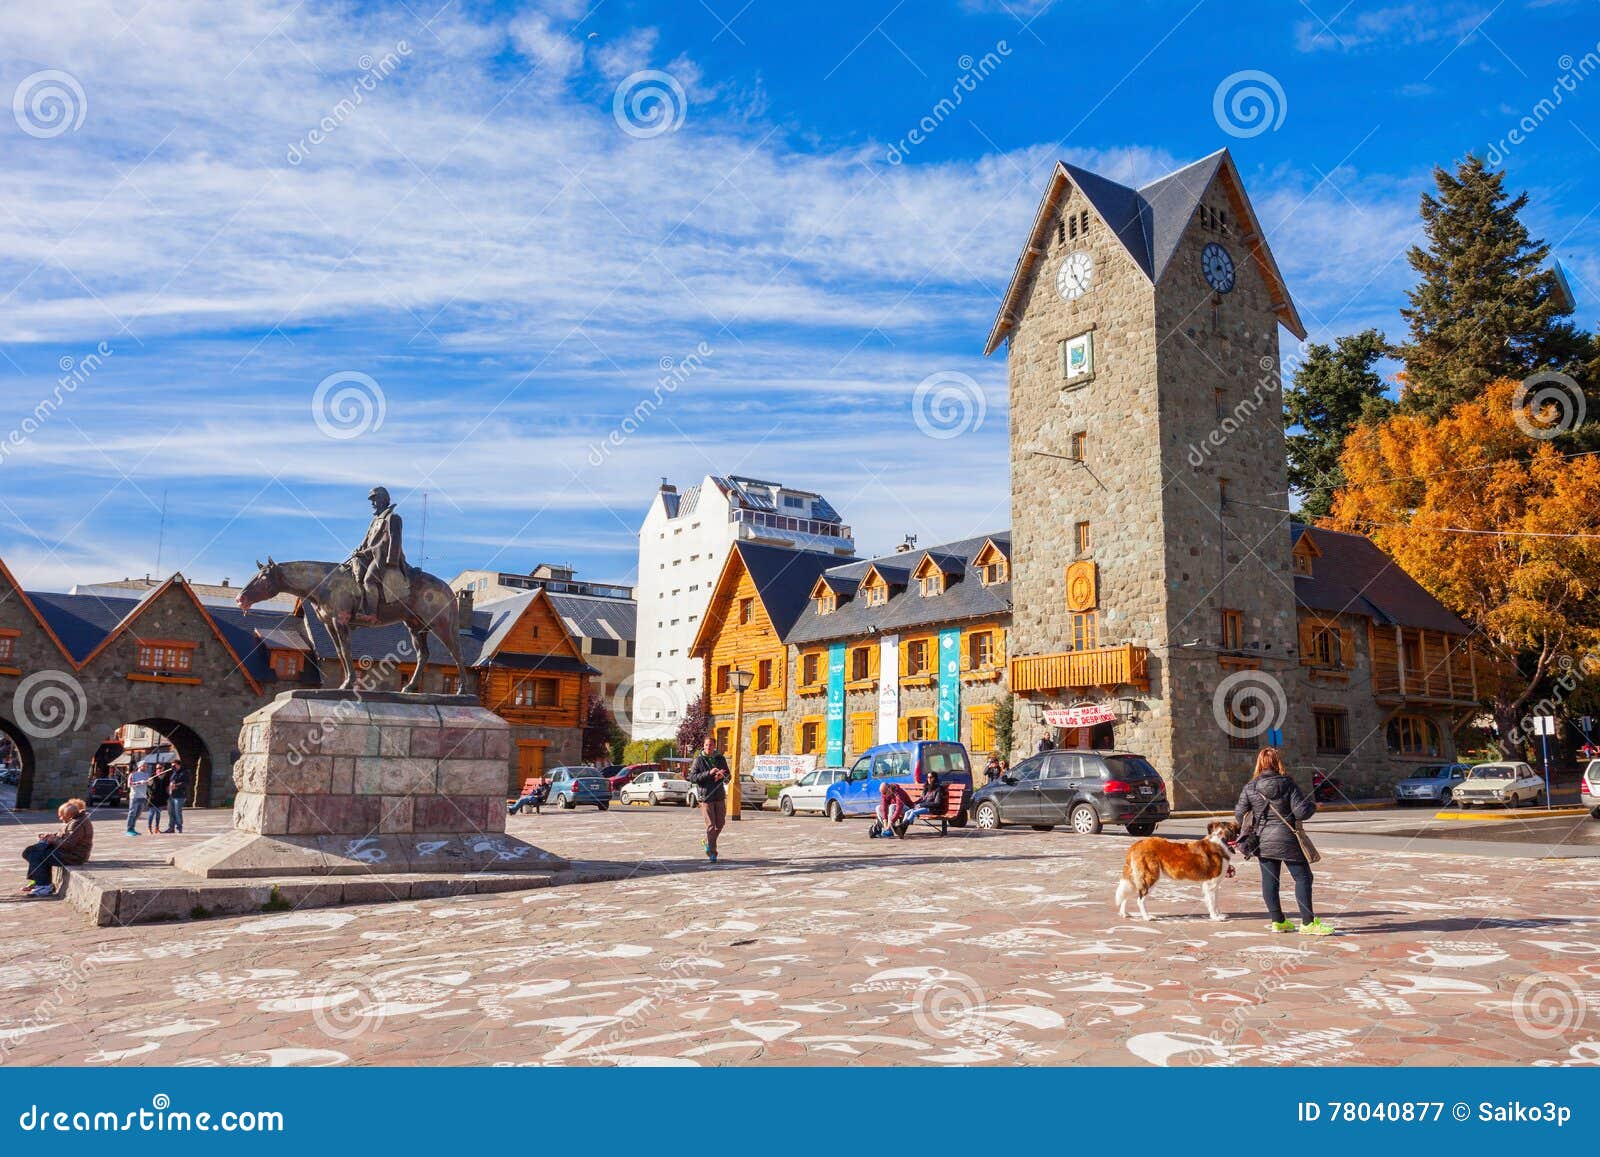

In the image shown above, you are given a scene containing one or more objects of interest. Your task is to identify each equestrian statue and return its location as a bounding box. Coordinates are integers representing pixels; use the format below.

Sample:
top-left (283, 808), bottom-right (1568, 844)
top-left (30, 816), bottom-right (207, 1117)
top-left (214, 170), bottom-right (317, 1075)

top-left (236, 486), bottom-right (467, 693)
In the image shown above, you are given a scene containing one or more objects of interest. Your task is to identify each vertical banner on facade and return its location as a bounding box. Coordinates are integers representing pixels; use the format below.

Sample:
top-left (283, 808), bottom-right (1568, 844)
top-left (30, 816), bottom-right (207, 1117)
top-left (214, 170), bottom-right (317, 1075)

top-left (877, 633), bottom-right (899, 743)
top-left (825, 643), bottom-right (846, 765)
top-left (937, 628), bottom-right (960, 742)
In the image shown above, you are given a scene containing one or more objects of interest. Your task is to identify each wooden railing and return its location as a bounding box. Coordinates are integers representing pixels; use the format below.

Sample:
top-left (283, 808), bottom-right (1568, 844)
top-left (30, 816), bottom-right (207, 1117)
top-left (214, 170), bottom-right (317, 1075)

top-left (1369, 625), bottom-right (1483, 704)
top-left (1009, 644), bottom-right (1150, 693)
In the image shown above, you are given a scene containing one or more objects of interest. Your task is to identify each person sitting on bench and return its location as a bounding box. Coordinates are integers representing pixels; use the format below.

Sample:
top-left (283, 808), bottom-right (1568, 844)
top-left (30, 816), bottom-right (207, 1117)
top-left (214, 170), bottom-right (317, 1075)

top-left (873, 781), bottom-right (912, 838)
top-left (507, 782), bottom-right (549, 816)
top-left (898, 772), bottom-right (948, 835)
top-left (21, 799), bottom-right (93, 897)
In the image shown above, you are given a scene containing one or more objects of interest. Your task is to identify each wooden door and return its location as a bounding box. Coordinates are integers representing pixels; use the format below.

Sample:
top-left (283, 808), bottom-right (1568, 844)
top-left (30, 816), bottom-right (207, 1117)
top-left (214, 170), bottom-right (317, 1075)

top-left (515, 742), bottom-right (546, 795)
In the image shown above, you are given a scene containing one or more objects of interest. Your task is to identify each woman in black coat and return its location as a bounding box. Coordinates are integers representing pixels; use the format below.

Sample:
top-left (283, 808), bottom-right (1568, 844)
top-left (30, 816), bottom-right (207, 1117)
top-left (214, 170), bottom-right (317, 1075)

top-left (1234, 748), bottom-right (1332, 936)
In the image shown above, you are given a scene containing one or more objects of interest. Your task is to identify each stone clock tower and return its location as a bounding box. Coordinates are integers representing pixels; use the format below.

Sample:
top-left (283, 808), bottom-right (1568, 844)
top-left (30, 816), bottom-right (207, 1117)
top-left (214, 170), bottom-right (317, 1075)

top-left (986, 149), bottom-right (1309, 806)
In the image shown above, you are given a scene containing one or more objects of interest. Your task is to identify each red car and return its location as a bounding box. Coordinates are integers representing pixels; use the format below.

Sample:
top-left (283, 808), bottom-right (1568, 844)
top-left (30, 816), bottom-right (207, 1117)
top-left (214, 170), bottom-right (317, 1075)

top-left (605, 763), bottom-right (658, 793)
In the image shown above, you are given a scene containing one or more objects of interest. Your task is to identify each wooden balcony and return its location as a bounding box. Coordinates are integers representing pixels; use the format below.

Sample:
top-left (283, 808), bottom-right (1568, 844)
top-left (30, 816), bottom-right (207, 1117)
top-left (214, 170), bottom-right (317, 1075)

top-left (1369, 625), bottom-right (1487, 706)
top-left (1010, 644), bottom-right (1150, 694)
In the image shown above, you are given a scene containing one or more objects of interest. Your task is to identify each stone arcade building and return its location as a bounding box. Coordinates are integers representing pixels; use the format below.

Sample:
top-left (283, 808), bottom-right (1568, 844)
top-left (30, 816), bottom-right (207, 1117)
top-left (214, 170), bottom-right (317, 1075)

top-left (0, 563), bottom-right (594, 809)
top-left (689, 149), bottom-right (1493, 808)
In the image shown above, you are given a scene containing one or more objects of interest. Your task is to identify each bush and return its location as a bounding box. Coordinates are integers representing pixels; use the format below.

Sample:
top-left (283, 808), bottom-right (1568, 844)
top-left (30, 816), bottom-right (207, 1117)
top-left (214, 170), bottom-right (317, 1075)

top-left (621, 738), bottom-right (676, 765)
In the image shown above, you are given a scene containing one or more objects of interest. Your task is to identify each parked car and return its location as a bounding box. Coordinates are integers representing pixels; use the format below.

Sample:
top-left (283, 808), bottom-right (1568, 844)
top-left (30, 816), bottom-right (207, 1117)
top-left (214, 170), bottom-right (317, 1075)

top-left (779, 767), bottom-right (848, 816)
top-left (969, 749), bottom-right (1169, 836)
top-left (605, 763), bottom-right (654, 793)
top-left (545, 766), bottom-right (611, 810)
top-left (619, 767), bottom-right (692, 806)
top-left (667, 757), bottom-right (767, 810)
top-left (88, 774), bottom-right (123, 809)
top-left (1581, 760), bottom-right (1598, 819)
top-left (1393, 762), bottom-right (1470, 807)
top-left (822, 741), bottom-right (974, 826)
top-left (1450, 761), bottom-right (1544, 808)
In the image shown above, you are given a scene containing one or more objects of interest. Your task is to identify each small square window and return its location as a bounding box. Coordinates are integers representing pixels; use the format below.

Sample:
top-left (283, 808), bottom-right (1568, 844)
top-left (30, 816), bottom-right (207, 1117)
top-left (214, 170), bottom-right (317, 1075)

top-left (1074, 522), bottom-right (1091, 557)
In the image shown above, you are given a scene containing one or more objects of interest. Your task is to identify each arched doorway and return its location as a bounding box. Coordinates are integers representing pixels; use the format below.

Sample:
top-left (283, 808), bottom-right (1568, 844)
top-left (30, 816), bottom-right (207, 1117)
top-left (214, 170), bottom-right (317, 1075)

top-left (109, 718), bottom-right (218, 809)
top-left (0, 718), bottom-right (37, 810)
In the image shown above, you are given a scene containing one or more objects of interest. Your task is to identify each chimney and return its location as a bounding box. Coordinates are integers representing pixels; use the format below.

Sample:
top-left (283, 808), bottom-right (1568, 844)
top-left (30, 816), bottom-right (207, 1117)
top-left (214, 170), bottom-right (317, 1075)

top-left (659, 477), bottom-right (677, 494)
top-left (456, 588), bottom-right (475, 633)
top-left (221, 578), bottom-right (230, 588)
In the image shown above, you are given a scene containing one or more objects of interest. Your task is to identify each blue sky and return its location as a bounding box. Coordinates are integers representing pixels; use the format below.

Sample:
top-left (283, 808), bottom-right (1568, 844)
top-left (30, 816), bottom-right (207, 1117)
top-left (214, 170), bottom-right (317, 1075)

top-left (0, 0), bottom-right (1595, 592)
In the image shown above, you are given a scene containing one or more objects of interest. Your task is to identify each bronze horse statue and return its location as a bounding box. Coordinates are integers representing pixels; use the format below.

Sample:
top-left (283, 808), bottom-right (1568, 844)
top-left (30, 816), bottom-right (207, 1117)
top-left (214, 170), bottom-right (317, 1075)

top-left (237, 558), bottom-right (467, 694)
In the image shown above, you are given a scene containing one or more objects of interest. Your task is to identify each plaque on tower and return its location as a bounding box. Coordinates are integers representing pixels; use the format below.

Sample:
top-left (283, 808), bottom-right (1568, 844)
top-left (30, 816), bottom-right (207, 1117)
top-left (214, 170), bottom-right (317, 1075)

top-left (1066, 560), bottom-right (1098, 612)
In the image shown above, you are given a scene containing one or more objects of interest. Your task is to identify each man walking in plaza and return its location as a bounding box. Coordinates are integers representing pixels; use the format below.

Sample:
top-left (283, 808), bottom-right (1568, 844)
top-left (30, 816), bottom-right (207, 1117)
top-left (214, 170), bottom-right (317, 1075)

top-left (125, 760), bottom-right (151, 836)
top-left (687, 733), bottom-right (729, 864)
top-left (166, 758), bottom-right (189, 834)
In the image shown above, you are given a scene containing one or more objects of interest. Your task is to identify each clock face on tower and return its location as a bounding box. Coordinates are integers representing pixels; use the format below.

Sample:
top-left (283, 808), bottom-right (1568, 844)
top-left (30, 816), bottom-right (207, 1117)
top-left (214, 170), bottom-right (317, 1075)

top-left (1201, 242), bottom-right (1236, 294)
top-left (1055, 249), bottom-right (1094, 301)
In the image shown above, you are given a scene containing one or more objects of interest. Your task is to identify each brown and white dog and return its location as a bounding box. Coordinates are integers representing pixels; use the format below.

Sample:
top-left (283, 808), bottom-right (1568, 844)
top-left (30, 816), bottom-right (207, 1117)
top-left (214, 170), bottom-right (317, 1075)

top-left (1115, 820), bottom-right (1240, 921)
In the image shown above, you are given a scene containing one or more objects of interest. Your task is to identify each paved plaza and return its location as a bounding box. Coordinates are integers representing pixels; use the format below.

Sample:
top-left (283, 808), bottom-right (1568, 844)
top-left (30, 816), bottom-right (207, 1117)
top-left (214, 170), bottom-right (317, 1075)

top-left (2, 804), bottom-right (1598, 1067)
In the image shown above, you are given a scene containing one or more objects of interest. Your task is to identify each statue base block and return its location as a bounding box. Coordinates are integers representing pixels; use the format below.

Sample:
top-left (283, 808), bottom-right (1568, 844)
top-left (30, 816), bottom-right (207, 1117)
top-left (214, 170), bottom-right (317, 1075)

top-left (172, 689), bottom-right (568, 879)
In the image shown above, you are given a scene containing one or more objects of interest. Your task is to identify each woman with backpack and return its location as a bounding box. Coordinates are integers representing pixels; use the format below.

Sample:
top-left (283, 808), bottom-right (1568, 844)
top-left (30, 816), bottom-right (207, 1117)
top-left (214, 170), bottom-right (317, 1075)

top-left (1234, 748), bottom-right (1333, 936)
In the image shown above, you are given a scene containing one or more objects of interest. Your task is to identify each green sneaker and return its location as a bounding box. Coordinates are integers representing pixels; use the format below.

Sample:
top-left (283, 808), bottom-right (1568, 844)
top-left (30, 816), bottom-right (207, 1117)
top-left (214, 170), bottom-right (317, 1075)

top-left (1298, 918), bottom-right (1335, 936)
top-left (1267, 920), bottom-right (1295, 933)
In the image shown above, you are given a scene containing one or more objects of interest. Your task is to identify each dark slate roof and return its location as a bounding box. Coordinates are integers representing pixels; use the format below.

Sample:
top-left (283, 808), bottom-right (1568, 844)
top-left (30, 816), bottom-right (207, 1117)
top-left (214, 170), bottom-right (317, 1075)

top-left (1138, 151), bottom-right (1227, 282)
top-left (205, 604), bottom-right (307, 683)
top-left (25, 589), bottom-right (289, 682)
top-left (736, 541), bottom-right (851, 639)
top-left (28, 591), bottom-right (140, 661)
top-left (785, 532), bottom-right (1012, 646)
top-left (1291, 523), bottom-right (1469, 634)
top-left (547, 590), bottom-right (636, 643)
top-left (1061, 162), bottom-right (1153, 278)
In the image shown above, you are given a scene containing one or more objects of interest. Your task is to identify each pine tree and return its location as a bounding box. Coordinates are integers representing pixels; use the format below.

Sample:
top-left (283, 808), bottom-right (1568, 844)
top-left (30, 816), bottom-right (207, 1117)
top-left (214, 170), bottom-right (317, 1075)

top-left (1284, 329), bottom-right (1394, 520)
top-left (1397, 155), bottom-right (1585, 415)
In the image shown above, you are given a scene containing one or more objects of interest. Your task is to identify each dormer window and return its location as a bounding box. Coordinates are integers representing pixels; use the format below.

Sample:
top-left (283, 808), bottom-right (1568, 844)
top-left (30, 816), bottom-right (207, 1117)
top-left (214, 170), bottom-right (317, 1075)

top-left (920, 574), bottom-right (943, 597)
top-left (972, 539), bottom-right (1010, 586)
top-left (1292, 529), bottom-right (1321, 577)
top-left (865, 584), bottom-right (887, 608)
top-left (817, 593), bottom-right (837, 615)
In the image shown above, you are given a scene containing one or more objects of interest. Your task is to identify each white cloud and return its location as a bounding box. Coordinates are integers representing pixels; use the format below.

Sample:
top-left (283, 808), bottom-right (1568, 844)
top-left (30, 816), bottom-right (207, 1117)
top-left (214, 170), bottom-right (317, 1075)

top-left (508, 10), bottom-right (585, 80)
top-left (591, 27), bottom-right (660, 82)
top-left (1293, 3), bottom-right (1491, 53)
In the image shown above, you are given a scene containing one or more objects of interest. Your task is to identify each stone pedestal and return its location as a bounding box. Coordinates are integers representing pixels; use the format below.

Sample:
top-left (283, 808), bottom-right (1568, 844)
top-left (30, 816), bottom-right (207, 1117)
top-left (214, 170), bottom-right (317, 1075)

top-left (173, 690), bottom-right (568, 879)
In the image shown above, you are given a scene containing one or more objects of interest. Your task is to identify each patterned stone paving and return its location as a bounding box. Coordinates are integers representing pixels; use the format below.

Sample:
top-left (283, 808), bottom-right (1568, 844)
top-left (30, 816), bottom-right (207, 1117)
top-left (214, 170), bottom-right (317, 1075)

top-left (1, 805), bottom-right (1598, 1067)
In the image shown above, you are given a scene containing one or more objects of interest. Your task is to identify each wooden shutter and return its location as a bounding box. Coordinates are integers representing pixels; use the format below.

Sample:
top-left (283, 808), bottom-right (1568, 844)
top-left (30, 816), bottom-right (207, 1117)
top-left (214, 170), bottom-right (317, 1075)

top-left (994, 629), bottom-right (1007, 665)
top-left (1339, 627), bottom-right (1355, 670)
top-left (1297, 618), bottom-right (1317, 665)
top-left (960, 630), bottom-right (973, 671)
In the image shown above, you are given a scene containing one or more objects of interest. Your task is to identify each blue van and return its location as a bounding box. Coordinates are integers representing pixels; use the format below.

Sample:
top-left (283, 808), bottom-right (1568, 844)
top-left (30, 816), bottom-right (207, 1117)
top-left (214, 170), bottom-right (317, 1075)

top-left (823, 741), bottom-right (973, 825)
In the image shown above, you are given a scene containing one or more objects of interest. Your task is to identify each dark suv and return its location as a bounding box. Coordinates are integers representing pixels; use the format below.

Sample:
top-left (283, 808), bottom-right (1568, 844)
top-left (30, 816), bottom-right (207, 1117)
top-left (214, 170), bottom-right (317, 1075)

top-left (970, 749), bottom-right (1169, 836)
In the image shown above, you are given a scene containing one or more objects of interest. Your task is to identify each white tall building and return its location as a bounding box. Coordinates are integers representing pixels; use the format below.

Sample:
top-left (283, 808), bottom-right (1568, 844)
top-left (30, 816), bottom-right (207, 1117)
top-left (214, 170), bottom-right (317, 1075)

top-left (632, 475), bottom-right (855, 740)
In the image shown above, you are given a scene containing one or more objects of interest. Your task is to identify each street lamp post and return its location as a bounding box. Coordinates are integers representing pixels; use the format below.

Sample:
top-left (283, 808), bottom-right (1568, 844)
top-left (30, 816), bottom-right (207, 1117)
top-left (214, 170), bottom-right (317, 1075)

top-left (729, 667), bottom-right (753, 821)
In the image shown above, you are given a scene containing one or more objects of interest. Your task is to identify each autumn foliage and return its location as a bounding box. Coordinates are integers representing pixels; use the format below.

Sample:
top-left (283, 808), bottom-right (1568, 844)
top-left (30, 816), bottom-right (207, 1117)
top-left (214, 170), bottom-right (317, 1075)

top-left (1329, 379), bottom-right (1600, 743)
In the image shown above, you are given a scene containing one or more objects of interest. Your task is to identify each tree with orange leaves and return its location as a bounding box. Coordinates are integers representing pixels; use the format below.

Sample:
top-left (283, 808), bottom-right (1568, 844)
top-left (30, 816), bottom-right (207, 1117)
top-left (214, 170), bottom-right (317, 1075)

top-left (1330, 378), bottom-right (1600, 752)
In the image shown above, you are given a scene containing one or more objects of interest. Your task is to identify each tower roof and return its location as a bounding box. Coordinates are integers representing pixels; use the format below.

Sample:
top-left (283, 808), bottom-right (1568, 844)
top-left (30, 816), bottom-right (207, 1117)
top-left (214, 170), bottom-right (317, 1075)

top-left (985, 148), bottom-right (1306, 355)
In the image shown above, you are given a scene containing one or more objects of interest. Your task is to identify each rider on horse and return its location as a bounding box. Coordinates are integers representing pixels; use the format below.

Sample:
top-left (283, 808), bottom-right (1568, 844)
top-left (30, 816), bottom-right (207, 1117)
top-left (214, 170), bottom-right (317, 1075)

top-left (352, 486), bottom-right (407, 623)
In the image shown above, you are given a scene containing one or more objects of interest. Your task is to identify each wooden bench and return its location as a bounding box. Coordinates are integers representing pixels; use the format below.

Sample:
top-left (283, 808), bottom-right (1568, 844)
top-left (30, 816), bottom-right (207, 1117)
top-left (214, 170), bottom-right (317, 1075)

top-left (903, 783), bottom-right (966, 836)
